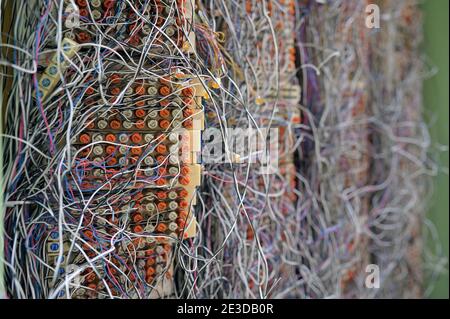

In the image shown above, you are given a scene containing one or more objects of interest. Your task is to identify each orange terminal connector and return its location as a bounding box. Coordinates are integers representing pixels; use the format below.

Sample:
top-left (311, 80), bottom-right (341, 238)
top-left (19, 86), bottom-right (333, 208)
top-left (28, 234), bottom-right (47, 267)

top-left (183, 108), bottom-right (194, 118)
top-left (159, 86), bottom-right (171, 96)
top-left (111, 87), bottom-right (121, 95)
top-left (182, 87), bottom-right (193, 97)
top-left (183, 119), bottom-right (193, 129)
top-left (132, 213), bottom-right (143, 223)
top-left (77, 32), bottom-right (90, 43)
top-left (86, 87), bottom-right (94, 95)
top-left (157, 202), bottom-right (167, 211)
top-left (110, 74), bottom-right (121, 84)
top-left (156, 155), bottom-right (165, 163)
top-left (135, 86), bottom-right (145, 95)
top-left (136, 120), bottom-right (145, 129)
top-left (156, 144), bottom-right (167, 154)
top-left (146, 258), bottom-right (155, 267)
top-left (157, 191), bottom-right (167, 200)
top-left (107, 158), bottom-right (117, 166)
top-left (130, 133), bottom-right (142, 144)
top-left (110, 120), bottom-right (121, 129)
top-left (146, 267), bottom-right (155, 277)
top-left (158, 167), bottom-right (167, 176)
top-left (178, 219), bottom-right (186, 229)
top-left (79, 8), bottom-right (88, 17)
top-left (131, 147), bottom-right (142, 156)
top-left (159, 119), bottom-right (170, 129)
top-left (181, 166), bottom-right (190, 175)
top-left (84, 230), bottom-right (93, 239)
top-left (178, 210), bottom-right (189, 220)
top-left (86, 273), bottom-right (96, 283)
top-left (103, 0), bottom-right (115, 9)
top-left (159, 76), bottom-right (171, 86)
top-left (133, 225), bottom-right (143, 233)
top-left (160, 99), bottom-right (170, 107)
top-left (79, 133), bottom-right (91, 144)
top-left (105, 134), bottom-right (116, 142)
top-left (105, 145), bottom-right (116, 155)
top-left (183, 97), bottom-right (193, 106)
top-left (135, 109), bottom-right (146, 118)
top-left (156, 223), bottom-right (167, 232)
top-left (159, 109), bottom-right (171, 118)
top-left (179, 189), bottom-right (188, 198)
top-left (179, 200), bottom-right (189, 209)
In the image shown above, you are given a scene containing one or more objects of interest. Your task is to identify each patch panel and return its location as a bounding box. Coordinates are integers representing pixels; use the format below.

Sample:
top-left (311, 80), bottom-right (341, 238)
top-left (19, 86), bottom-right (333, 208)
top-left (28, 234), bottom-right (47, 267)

top-left (34, 0), bottom-right (203, 299)
top-left (35, 38), bottom-right (79, 101)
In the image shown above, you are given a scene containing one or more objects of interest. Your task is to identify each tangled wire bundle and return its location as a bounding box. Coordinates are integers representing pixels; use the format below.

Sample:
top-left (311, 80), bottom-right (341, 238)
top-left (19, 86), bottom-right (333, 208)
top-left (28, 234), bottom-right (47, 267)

top-left (0, 0), bottom-right (446, 299)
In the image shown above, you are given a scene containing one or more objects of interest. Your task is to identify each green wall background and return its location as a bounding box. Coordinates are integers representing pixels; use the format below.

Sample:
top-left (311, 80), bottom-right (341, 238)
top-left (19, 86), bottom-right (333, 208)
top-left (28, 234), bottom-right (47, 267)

top-left (423, 0), bottom-right (449, 299)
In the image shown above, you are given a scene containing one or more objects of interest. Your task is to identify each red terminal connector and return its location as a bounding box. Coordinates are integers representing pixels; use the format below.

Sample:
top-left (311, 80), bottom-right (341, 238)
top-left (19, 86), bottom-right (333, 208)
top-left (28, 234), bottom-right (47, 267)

top-left (157, 202), bottom-right (167, 211)
top-left (132, 213), bottom-right (143, 223)
top-left (156, 178), bottom-right (166, 186)
top-left (157, 191), bottom-right (167, 200)
top-left (179, 189), bottom-right (188, 198)
top-left (159, 109), bottom-right (171, 118)
top-left (156, 223), bottom-right (167, 232)
top-left (79, 133), bottom-right (91, 144)
top-left (131, 147), bottom-right (142, 156)
top-left (79, 8), bottom-right (88, 17)
top-left (110, 120), bottom-right (121, 129)
top-left (130, 133), bottom-right (142, 144)
top-left (182, 87), bottom-right (194, 97)
top-left (159, 86), bottom-right (171, 96)
top-left (159, 119), bottom-right (170, 129)
top-left (146, 258), bottom-right (155, 267)
top-left (103, 0), bottom-right (115, 10)
top-left (135, 109), bottom-right (146, 118)
top-left (160, 100), bottom-right (170, 107)
top-left (107, 158), bottom-right (117, 166)
top-left (183, 108), bottom-right (194, 118)
top-left (178, 210), bottom-right (189, 220)
top-left (110, 74), bottom-right (121, 84)
top-left (86, 87), bottom-right (94, 95)
top-left (181, 166), bottom-right (190, 175)
top-left (135, 86), bottom-right (145, 95)
top-left (135, 120), bottom-right (145, 129)
top-left (105, 145), bottom-right (116, 155)
top-left (179, 200), bottom-right (189, 208)
top-left (111, 87), bottom-right (121, 95)
top-left (105, 134), bottom-right (116, 142)
top-left (156, 144), bottom-right (167, 154)
top-left (158, 167), bottom-right (167, 176)
top-left (183, 119), bottom-right (193, 129)
top-left (179, 176), bottom-right (190, 185)
top-left (183, 97), bottom-right (194, 106)
top-left (133, 225), bottom-right (143, 233)
top-left (146, 267), bottom-right (155, 276)
top-left (77, 32), bottom-right (90, 43)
